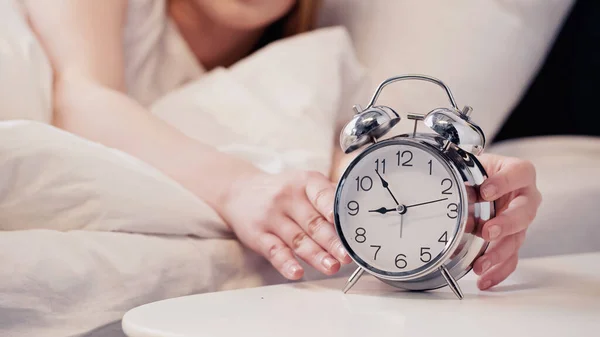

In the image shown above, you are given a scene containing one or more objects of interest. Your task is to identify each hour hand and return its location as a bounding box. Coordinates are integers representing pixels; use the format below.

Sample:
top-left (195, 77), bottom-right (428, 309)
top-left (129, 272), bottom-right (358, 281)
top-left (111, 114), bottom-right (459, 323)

top-left (375, 170), bottom-right (399, 206)
top-left (368, 207), bottom-right (397, 214)
top-left (374, 169), bottom-right (389, 188)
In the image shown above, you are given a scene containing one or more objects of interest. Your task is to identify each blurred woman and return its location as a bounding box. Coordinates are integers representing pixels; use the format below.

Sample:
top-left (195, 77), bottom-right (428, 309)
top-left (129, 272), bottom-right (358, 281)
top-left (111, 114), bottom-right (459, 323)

top-left (21, 0), bottom-right (541, 290)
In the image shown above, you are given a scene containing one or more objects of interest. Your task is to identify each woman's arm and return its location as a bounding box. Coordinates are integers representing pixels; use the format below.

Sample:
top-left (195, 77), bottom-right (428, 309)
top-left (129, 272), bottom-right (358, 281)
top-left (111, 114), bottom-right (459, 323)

top-left (23, 0), bottom-right (259, 213)
top-left (23, 0), bottom-right (353, 279)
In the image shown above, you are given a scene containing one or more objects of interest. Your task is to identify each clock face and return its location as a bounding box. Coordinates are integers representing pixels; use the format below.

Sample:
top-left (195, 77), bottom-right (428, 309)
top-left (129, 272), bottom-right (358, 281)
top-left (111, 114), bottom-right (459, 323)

top-left (334, 140), bottom-right (464, 279)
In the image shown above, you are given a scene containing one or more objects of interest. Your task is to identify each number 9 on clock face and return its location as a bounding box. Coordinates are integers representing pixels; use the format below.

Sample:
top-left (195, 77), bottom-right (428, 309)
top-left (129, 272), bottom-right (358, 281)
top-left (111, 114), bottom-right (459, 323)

top-left (334, 140), bottom-right (466, 279)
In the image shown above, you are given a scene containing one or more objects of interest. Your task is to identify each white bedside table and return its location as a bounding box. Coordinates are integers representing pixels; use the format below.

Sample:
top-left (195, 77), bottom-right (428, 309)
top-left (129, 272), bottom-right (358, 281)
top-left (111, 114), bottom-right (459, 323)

top-left (122, 252), bottom-right (600, 337)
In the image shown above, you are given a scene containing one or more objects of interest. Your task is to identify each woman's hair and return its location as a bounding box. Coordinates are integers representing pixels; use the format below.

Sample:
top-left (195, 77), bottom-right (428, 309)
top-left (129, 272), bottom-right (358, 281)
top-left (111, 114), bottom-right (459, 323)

top-left (282, 0), bottom-right (322, 37)
top-left (254, 0), bottom-right (322, 50)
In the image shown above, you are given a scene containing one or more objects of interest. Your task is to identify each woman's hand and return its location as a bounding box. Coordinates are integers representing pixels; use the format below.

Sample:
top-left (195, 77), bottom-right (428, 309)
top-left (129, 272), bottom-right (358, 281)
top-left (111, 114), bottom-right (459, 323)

top-left (473, 154), bottom-right (542, 290)
top-left (220, 170), bottom-right (352, 280)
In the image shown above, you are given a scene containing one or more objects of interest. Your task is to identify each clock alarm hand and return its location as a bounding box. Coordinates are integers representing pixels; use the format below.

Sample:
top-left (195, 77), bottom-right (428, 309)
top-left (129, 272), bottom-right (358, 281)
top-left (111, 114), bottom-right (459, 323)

top-left (375, 169), bottom-right (400, 205)
top-left (405, 197), bottom-right (449, 209)
top-left (368, 207), bottom-right (397, 214)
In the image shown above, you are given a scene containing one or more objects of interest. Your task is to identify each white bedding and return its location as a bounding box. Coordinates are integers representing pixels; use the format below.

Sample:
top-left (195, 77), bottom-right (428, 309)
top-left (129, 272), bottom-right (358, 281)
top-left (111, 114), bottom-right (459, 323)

top-left (0, 25), bottom-right (366, 336)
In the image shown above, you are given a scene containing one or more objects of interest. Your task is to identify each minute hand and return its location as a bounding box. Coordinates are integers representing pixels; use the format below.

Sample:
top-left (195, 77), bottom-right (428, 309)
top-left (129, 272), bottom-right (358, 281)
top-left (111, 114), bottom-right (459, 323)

top-left (405, 197), bottom-right (449, 209)
top-left (375, 170), bottom-right (399, 206)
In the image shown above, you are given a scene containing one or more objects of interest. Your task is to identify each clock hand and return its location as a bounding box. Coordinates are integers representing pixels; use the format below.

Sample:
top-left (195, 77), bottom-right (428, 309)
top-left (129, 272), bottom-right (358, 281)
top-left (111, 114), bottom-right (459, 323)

top-left (405, 197), bottom-right (449, 209)
top-left (368, 207), bottom-right (397, 214)
top-left (375, 169), bottom-right (400, 206)
top-left (400, 213), bottom-right (404, 238)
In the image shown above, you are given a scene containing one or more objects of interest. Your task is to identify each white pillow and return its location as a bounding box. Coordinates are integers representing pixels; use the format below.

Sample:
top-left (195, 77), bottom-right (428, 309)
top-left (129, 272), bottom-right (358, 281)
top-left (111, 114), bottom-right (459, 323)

top-left (318, 0), bottom-right (574, 139)
top-left (150, 26), bottom-right (367, 176)
top-left (0, 120), bottom-right (229, 238)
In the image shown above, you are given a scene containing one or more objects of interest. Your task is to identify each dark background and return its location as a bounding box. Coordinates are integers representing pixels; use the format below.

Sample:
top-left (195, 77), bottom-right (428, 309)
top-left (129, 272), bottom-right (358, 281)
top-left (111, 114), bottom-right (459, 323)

top-left (493, 0), bottom-right (599, 143)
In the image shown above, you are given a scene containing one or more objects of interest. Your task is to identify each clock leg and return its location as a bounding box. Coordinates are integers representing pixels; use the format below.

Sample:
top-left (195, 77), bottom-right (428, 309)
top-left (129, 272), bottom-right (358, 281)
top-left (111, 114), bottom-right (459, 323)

top-left (440, 265), bottom-right (464, 300)
top-left (342, 267), bottom-right (365, 293)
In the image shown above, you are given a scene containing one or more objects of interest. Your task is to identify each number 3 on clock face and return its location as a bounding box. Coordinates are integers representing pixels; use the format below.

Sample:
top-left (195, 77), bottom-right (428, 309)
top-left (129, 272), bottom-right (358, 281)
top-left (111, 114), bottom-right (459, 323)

top-left (334, 140), bottom-right (465, 279)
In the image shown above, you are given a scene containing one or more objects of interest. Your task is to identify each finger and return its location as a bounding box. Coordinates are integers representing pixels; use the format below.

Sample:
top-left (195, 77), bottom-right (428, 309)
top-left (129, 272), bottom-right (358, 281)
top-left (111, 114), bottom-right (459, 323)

top-left (477, 253), bottom-right (519, 290)
top-left (305, 172), bottom-right (336, 223)
top-left (257, 233), bottom-right (303, 280)
top-left (480, 159), bottom-right (536, 201)
top-left (465, 206), bottom-right (477, 235)
top-left (473, 231), bottom-right (526, 275)
top-left (275, 217), bottom-right (341, 276)
top-left (286, 200), bottom-right (351, 264)
top-left (481, 191), bottom-right (540, 241)
top-left (464, 185), bottom-right (478, 234)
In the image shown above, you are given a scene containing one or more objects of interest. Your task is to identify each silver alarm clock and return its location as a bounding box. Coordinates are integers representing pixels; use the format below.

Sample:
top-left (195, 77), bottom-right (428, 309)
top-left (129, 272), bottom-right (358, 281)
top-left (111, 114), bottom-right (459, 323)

top-left (333, 75), bottom-right (494, 299)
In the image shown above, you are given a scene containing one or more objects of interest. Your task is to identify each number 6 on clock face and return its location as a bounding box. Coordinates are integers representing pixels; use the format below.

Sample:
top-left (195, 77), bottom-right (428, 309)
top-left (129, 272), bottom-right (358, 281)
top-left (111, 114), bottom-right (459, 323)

top-left (334, 139), bottom-right (466, 279)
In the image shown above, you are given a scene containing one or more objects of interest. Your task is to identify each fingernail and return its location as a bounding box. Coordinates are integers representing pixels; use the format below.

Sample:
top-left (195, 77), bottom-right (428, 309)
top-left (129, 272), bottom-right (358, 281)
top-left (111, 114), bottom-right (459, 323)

top-left (481, 280), bottom-right (492, 289)
top-left (286, 262), bottom-right (302, 278)
top-left (328, 210), bottom-right (335, 223)
top-left (482, 184), bottom-right (497, 200)
top-left (481, 259), bottom-right (491, 273)
top-left (322, 256), bottom-right (338, 270)
top-left (337, 244), bottom-right (349, 261)
top-left (487, 225), bottom-right (501, 240)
